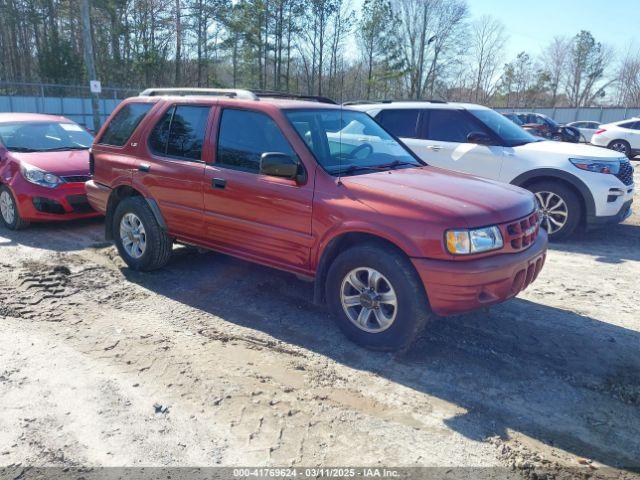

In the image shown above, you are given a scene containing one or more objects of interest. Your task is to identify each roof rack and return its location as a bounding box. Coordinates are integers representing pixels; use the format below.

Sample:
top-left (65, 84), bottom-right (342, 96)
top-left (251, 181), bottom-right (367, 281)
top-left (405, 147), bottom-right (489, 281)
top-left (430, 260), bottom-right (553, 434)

top-left (252, 90), bottom-right (337, 104)
top-left (342, 99), bottom-right (448, 105)
top-left (139, 88), bottom-right (258, 100)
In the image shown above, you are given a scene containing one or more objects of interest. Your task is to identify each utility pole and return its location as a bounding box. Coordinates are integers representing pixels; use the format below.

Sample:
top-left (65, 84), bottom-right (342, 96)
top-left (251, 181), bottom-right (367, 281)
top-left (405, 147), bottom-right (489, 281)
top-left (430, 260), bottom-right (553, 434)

top-left (80, 0), bottom-right (101, 132)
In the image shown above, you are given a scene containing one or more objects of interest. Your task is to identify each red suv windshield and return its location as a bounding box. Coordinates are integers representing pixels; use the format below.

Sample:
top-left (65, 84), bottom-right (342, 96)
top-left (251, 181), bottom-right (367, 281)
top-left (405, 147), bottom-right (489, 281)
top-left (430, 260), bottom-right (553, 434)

top-left (285, 109), bottom-right (422, 176)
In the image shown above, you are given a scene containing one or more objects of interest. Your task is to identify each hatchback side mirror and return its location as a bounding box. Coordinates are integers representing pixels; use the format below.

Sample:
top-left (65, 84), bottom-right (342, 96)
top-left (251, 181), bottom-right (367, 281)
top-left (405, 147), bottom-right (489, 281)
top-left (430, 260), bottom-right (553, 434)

top-left (467, 131), bottom-right (495, 146)
top-left (260, 152), bottom-right (304, 182)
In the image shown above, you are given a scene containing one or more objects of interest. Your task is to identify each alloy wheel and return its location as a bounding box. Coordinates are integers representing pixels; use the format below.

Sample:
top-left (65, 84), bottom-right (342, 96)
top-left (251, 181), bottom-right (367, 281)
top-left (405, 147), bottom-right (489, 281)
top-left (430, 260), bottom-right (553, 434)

top-left (0, 191), bottom-right (16, 225)
top-left (610, 142), bottom-right (629, 155)
top-left (340, 267), bottom-right (398, 333)
top-left (120, 212), bottom-right (147, 259)
top-left (535, 191), bottom-right (568, 235)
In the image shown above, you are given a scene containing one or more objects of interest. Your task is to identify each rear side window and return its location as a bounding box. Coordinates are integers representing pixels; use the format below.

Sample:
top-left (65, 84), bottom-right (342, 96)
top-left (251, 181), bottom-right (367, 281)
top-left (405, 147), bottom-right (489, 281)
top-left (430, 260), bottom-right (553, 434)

top-left (148, 105), bottom-right (210, 161)
top-left (217, 109), bottom-right (294, 173)
top-left (99, 103), bottom-right (153, 146)
top-left (425, 110), bottom-right (486, 143)
top-left (375, 109), bottom-right (420, 138)
top-left (620, 121), bottom-right (640, 130)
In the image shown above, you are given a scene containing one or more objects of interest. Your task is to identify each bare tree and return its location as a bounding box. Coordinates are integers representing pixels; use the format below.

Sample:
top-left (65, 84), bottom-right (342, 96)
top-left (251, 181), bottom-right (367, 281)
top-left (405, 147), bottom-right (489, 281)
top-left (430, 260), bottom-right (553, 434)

top-left (541, 36), bottom-right (570, 106)
top-left (470, 15), bottom-right (507, 103)
top-left (615, 42), bottom-right (640, 107)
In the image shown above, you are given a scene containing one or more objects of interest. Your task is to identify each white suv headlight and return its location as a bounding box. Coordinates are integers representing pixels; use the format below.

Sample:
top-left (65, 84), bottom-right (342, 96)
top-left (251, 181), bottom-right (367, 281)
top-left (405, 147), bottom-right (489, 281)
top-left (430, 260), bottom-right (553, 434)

top-left (569, 157), bottom-right (623, 175)
top-left (445, 226), bottom-right (504, 255)
top-left (20, 162), bottom-right (63, 188)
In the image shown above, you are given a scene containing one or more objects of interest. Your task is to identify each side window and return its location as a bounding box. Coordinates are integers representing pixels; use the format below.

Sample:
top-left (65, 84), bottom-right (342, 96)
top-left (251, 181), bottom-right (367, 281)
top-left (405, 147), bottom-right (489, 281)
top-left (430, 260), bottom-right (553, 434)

top-left (375, 109), bottom-right (420, 138)
top-left (425, 110), bottom-right (485, 143)
top-left (99, 103), bottom-right (153, 146)
top-left (148, 105), bottom-right (210, 161)
top-left (217, 109), bottom-right (294, 174)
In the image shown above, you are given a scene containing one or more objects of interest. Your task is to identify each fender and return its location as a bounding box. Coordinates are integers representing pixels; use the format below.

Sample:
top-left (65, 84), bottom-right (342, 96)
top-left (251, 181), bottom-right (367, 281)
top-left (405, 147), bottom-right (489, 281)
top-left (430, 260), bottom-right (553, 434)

top-left (312, 222), bottom-right (422, 305)
top-left (510, 168), bottom-right (596, 219)
top-left (104, 184), bottom-right (167, 240)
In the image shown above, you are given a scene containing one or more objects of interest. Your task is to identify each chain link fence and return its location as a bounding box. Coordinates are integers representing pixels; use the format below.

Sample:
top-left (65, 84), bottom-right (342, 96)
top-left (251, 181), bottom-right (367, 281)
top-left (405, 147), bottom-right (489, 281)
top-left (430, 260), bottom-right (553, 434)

top-left (2, 81), bottom-right (640, 132)
top-left (0, 81), bottom-right (141, 131)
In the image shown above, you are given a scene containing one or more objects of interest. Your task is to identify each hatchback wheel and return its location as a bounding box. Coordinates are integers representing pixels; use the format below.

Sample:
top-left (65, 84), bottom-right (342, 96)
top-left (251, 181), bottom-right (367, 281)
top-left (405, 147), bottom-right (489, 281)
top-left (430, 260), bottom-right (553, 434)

top-left (113, 196), bottom-right (172, 271)
top-left (326, 243), bottom-right (432, 351)
top-left (608, 140), bottom-right (632, 158)
top-left (528, 181), bottom-right (581, 241)
top-left (0, 186), bottom-right (29, 230)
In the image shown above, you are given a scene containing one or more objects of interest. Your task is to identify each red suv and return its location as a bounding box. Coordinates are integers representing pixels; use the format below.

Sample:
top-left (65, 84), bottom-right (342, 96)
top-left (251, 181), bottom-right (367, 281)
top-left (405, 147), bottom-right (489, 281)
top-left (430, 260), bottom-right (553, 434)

top-left (86, 89), bottom-right (547, 350)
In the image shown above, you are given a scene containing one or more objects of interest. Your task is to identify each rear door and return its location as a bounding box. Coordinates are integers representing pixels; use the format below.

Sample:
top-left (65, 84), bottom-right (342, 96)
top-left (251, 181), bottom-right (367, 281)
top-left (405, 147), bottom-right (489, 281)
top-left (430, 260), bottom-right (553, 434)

top-left (414, 109), bottom-right (504, 179)
top-left (134, 103), bottom-right (212, 239)
top-left (202, 108), bottom-right (314, 272)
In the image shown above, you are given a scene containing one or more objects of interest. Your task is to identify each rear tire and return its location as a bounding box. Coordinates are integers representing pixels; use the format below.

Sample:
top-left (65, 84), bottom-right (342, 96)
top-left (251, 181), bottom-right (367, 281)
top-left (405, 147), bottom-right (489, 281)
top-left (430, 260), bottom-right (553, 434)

top-left (608, 140), bottom-right (632, 158)
top-left (0, 185), bottom-right (30, 230)
top-left (113, 196), bottom-right (172, 271)
top-left (326, 243), bottom-right (432, 351)
top-left (527, 181), bottom-right (581, 241)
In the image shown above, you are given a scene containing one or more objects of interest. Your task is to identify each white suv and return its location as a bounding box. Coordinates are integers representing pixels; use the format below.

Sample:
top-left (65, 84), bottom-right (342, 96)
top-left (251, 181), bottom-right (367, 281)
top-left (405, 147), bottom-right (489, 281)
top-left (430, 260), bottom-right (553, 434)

top-left (590, 117), bottom-right (640, 159)
top-left (349, 101), bottom-right (634, 240)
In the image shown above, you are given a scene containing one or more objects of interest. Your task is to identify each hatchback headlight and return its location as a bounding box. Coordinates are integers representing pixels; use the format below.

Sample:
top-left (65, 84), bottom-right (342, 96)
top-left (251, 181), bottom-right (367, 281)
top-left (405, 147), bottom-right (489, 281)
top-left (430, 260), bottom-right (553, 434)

top-left (569, 158), bottom-right (622, 175)
top-left (445, 226), bottom-right (504, 255)
top-left (20, 162), bottom-right (62, 188)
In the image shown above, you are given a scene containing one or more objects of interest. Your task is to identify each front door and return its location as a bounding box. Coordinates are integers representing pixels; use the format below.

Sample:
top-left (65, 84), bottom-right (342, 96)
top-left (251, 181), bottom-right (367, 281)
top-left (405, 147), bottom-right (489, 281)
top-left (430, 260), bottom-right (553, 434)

top-left (411, 109), bottom-right (504, 180)
top-left (202, 108), bottom-right (314, 272)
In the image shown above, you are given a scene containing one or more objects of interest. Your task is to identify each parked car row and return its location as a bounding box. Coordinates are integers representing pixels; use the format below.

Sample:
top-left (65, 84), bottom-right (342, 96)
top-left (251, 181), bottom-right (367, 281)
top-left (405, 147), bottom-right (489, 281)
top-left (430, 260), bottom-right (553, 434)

top-left (501, 112), bottom-right (582, 143)
top-left (0, 91), bottom-right (635, 351)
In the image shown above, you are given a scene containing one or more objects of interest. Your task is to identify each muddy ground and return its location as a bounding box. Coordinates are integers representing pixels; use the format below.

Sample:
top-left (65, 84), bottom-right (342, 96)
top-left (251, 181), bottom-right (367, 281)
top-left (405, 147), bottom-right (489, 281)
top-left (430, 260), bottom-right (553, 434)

top-left (1, 167), bottom-right (639, 479)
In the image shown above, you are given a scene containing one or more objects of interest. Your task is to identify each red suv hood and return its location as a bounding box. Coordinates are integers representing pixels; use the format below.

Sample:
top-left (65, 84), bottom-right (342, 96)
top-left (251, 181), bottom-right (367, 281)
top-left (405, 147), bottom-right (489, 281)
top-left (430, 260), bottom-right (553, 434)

top-left (10, 150), bottom-right (91, 177)
top-left (341, 166), bottom-right (536, 228)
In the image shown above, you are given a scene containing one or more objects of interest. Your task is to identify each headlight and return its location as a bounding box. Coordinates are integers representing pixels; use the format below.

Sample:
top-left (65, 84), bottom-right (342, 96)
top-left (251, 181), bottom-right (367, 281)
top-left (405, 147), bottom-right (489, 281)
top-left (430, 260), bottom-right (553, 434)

top-left (20, 162), bottom-right (62, 188)
top-left (569, 158), bottom-right (622, 175)
top-left (445, 226), bottom-right (504, 255)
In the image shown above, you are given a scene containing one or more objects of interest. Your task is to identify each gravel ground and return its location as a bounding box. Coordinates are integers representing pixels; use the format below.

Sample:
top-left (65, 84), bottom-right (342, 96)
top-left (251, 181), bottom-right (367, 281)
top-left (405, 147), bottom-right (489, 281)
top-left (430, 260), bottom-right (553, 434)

top-left (0, 166), bottom-right (639, 479)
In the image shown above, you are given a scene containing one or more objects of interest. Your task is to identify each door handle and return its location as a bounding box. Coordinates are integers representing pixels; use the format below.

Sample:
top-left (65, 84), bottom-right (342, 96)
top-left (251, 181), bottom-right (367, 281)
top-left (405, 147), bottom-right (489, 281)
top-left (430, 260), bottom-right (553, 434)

top-left (212, 178), bottom-right (226, 189)
top-left (138, 163), bottom-right (151, 172)
top-left (426, 145), bottom-right (442, 151)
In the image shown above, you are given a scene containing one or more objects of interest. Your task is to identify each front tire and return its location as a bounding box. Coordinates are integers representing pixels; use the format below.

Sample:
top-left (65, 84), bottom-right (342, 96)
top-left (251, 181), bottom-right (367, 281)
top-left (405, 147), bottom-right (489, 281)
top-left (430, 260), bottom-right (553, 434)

top-left (528, 181), bottom-right (581, 241)
top-left (0, 185), bottom-right (29, 230)
top-left (608, 140), bottom-right (632, 158)
top-left (113, 196), bottom-right (172, 271)
top-left (326, 243), bottom-right (432, 351)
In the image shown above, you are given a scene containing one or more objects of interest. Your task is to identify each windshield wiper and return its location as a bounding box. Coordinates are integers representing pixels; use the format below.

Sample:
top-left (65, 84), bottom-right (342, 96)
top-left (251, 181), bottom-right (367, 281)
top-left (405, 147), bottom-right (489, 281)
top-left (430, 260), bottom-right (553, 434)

top-left (337, 160), bottom-right (419, 176)
top-left (41, 146), bottom-right (90, 151)
top-left (7, 147), bottom-right (40, 152)
top-left (370, 160), bottom-right (419, 170)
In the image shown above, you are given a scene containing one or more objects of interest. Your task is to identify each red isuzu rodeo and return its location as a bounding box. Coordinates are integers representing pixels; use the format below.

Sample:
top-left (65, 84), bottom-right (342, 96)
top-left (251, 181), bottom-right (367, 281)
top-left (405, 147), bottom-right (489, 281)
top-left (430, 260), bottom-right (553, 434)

top-left (86, 89), bottom-right (547, 350)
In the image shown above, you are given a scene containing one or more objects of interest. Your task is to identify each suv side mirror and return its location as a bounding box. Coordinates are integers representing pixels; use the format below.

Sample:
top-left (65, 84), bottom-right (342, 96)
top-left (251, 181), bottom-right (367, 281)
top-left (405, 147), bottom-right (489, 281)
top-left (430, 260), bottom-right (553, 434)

top-left (467, 132), bottom-right (494, 146)
top-left (260, 152), bottom-right (302, 181)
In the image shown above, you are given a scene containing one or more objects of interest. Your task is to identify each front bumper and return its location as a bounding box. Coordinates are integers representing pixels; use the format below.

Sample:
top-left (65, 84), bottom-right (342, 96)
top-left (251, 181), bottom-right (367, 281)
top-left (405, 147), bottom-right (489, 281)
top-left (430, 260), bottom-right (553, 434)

top-left (411, 230), bottom-right (548, 316)
top-left (13, 176), bottom-right (101, 222)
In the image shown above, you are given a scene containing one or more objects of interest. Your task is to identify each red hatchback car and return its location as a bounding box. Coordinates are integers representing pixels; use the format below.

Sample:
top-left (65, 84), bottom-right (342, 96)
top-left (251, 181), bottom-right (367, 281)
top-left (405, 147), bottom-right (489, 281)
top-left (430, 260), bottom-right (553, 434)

top-left (87, 89), bottom-right (547, 350)
top-left (0, 113), bottom-right (100, 229)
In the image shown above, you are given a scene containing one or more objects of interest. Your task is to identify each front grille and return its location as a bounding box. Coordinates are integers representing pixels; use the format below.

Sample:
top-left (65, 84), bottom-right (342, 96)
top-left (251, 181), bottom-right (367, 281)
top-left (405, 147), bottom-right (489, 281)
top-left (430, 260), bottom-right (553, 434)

top-left (66, 194), bottom-right (94, 214)
top-left (616, 160), bottom-right (634, 186)
top-left (62, 175), bottom-right (91, 184)
top-left (504, 212), bottom-right (540, 251)
top-left (511, 255), bottom-right (545, 294)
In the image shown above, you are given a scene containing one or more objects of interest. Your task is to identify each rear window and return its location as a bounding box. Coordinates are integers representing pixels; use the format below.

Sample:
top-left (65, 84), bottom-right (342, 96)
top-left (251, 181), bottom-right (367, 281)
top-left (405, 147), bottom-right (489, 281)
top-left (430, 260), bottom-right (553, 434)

top-left (99, 103), bottom-right (153, 146)
top-left (375, 109), bottom-right (420, 138)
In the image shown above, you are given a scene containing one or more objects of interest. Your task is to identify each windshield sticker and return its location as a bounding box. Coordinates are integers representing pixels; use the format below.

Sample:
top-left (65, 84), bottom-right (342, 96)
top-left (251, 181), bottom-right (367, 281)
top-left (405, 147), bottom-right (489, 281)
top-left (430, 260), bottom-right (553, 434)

top-left (61, 123), bottom-right (84, 132)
